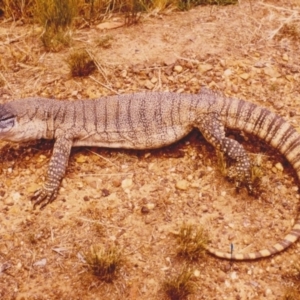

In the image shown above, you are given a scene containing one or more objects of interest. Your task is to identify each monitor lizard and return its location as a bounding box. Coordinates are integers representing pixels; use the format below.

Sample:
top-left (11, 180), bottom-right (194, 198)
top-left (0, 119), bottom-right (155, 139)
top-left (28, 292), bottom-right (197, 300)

top-left (0, 88), bottom-right (299, 260)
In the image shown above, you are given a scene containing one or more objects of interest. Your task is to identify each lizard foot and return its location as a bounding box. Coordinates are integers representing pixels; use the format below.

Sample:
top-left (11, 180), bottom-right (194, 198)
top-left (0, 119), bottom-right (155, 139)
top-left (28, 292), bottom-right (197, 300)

top-left (226, 164), bottom-right (253, 195)
top-left (31, 186), bottom-right (58, 210)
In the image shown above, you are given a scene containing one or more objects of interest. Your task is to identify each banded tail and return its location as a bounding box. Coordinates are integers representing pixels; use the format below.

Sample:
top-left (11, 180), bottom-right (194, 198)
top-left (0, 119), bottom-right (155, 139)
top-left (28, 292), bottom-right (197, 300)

top-left (205, 90), bottom-right (300, 260)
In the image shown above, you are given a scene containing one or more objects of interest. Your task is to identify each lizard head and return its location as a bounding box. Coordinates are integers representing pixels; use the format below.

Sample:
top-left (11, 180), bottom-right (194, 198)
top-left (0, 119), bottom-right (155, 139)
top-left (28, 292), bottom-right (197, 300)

top-left (0, 104), bottom-right (16, 133)
top-left (0, 99), bottom-right (48, 142)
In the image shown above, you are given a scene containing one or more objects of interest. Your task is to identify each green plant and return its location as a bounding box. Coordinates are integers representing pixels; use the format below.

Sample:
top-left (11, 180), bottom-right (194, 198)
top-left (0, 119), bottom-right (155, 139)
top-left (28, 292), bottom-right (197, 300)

top-left (35, 0), bottom-right (78, 51)
top-left (84, 245), bottom-right (123, 282)
top-left (175, 223), bottom-right (208, 260)
top-left (163, 266), bottom-right (196, 300)
top-left (67, 50), bottom-right (96, 77)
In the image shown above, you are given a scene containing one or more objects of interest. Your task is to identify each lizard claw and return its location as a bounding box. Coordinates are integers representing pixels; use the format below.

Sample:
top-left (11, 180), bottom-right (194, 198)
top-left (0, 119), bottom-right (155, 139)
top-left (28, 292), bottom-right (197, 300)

top-left (31, 186), bottom-right (58, 210)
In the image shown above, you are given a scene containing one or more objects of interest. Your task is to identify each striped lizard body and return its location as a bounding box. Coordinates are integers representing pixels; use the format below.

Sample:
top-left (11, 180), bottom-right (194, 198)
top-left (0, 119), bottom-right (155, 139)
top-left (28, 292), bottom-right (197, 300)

top-left (0, 88), bottom-right (299, 260)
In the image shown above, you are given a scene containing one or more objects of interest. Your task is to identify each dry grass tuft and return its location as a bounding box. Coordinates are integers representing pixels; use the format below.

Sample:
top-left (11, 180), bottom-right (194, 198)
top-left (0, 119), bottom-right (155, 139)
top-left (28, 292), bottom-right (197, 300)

top-left (0, 0), bottom-right (35, 19)
top-left (175, 223), bottom-right (208, 261)
top-left (177, 0), bottom-right (237, 10)
top-left (84, 245), bottom-right (123, 282)
top-left (67, 50), bottom-right (96, 77)
top-left (282, 288), bottom-right (300, 300)
top-left (276, 23), bottom-right (300, 41)
top-left (163, 266), bottom-right (196, 300)
top-left (35, 0), bottom-right (77, 51)
top-left (96, 35), bottom-right (113, 48)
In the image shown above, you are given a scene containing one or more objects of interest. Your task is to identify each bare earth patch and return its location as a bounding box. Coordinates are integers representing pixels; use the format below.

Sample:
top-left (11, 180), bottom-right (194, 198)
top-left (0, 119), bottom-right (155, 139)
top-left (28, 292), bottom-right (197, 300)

top-left (0, 0), bottom-right (300, 299)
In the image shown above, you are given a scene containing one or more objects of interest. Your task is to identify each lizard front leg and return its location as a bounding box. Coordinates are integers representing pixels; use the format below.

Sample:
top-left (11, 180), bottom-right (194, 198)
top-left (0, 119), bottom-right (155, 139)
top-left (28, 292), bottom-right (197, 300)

top-left (31, 134), bottom-right (73, 209)
top-left (197, 113), bottom-right (252, 193)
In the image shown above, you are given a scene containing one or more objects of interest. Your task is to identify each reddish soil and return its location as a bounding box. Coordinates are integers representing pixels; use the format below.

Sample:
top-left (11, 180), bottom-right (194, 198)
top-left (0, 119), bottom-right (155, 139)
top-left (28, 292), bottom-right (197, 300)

top-left (0, 1), bottom-right (300, 299)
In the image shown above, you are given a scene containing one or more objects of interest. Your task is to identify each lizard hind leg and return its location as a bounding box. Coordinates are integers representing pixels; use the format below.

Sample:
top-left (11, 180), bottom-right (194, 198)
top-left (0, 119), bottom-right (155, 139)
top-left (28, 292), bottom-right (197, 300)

top-left (197, 113), bottom-right (253, 193)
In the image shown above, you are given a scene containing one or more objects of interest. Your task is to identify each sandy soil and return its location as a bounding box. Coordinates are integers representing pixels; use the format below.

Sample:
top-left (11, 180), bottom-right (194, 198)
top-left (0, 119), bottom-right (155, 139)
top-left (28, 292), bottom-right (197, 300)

top-left (0, 0), bottom-right (300, 299)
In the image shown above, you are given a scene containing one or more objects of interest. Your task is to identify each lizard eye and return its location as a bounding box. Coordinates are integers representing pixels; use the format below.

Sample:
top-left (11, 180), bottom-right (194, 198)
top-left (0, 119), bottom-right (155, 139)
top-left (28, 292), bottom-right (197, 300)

top-left (0, 114), bottom-right (15, 129)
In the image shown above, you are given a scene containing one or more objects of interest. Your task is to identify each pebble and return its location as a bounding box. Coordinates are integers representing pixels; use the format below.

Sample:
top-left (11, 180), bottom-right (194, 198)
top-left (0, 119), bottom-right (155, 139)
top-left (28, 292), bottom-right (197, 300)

top-left (75, 154), bottom-right (87, 163)
top-left (120, 69), bottom-right (127, 77)
top-left (144, 80), bottom-right (154, 90)
top-left (198, 64), bottom-right (213, 73)
top-left (224, 69), bottom-right (233, 76)
top-left (27, 183), bottom-right (40, 193)
top-left (201, 205), bottom-right (208, 212)
top-left (264, 67), bottom-right (281, 78)
top-left (174, 65), bottom-right (183, 73)
top-left (175, 179), bottom-right (189, 190)
top-left (102, 189), bottom-right (110, 197)
top-left (282, 53), bottom-right (288, 61)
top-left (217, 270), bottom-right (226, 282)
top-left (275, 162), bottom-right (283, 172)
top-left (121, 178), bottom-right (133, 189)
top-left (12, 192), bottom-right (21, 202)
top-left (112, 179), bottom-right (121, 187)
top-left (163, 55), bottom-right (177, 66)
top-left (146, 203), bottom-right (155, 210)
top-left (33, 258), bottom-right (47, 267)
top-left (240, 73), bottom-right (250, 80)
top-left (141, 206), bottom-right (150, 214)
top-left (150, 77), bottom-right (158, 84)
top-left (264, 288), bottom-right (272, 296)
top-left (230, 272), bottom-right (238, 280)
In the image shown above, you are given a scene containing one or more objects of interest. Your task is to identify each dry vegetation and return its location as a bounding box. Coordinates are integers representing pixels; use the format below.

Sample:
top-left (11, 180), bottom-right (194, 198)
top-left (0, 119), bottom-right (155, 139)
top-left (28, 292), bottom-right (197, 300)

top-left (0, 0), bottom-right (300, 299)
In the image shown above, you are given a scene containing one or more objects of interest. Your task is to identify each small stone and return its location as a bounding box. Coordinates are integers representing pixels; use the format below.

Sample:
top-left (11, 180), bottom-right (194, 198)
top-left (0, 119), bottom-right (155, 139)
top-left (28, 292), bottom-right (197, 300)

top-left (201, 205), bottom-right (208, 212)
top-left (37, 155), bottom-right (47, 163)
top-left (220, 59), bottom-right (226, 67)
top-left (174, 65), bottom-right (183, 73)
top-left (264, 288), bottom-right (272, 296)
top-left (264, 67), bottom-right (281, 78)
top-left (75, 154), bottom-right (87, 163)
top-left (102, 189), bottom-right (110, 197)
top-left (83, 196), bottom-right (90, 201)
top-left (275, 162), bottom-right (284, 172)
top-left (217, 270), bottom-right (226, 282)
top-left (271, 167), bottom-right (277, 173)
top-left (198, 64), bottom-right (213, 73)
top-left (12, 192), bottom-right (21, 202)
top-left (33, 258), bottom-right (47, 267)
top-left (121, 69), bottom-right (127, 77)
top-left (151, 77), bottom-right (158, 84)
top-left (144, 80), bottom-right (154, 90)
top-left (282, 53), bottom-right (289, 61)
top-left (112, 179), bottom-right (121, 187)
top-left (27, 184), bottom-right (40, 194)
top-left (224, 69), bottom-right (232, 76)
top-left (146, 203), bottom-right (155, 210)
top-left (175, 180), bottom-right (189, 190)
top-left (163, 55), bottom-right (177, 66)
top-left (141, 206), bottom-right (150, 214)
top-left (122, 178), bottom-right (133, 190)
top-left (240, 73), bottom-right (250, 80)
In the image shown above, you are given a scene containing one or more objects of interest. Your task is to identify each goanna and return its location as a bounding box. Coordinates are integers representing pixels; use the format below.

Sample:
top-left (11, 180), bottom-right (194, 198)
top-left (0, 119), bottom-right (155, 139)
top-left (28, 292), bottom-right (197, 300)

top-left (0, 88), bottom-right (299, 260)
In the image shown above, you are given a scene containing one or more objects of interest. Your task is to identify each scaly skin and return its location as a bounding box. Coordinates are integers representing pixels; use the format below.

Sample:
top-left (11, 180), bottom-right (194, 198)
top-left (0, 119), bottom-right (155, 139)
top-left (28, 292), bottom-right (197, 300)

top-left (0, 88), bottom-right (300, 260)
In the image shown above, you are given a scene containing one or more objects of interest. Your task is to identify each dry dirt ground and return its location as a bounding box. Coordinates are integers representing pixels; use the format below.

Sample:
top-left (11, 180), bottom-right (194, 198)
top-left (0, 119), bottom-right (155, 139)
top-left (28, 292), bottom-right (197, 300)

top-left (0, 0), bottom-right (300, 299)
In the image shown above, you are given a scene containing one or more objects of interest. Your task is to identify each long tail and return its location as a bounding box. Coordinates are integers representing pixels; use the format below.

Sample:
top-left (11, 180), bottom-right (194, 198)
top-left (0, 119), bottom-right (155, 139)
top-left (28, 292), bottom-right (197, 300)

top-left (205, 91), bottom-right (300, 260)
